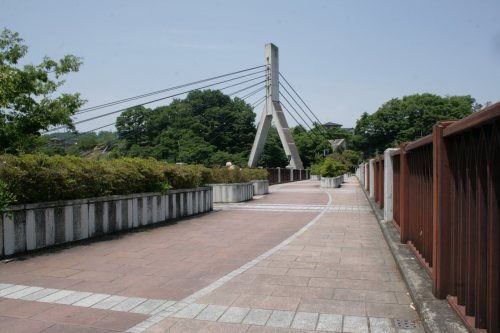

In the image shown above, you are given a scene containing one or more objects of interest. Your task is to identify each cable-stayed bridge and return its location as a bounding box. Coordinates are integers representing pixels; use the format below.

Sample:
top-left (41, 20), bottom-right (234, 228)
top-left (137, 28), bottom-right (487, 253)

top-left (43, 43), bottom-right (330, 168)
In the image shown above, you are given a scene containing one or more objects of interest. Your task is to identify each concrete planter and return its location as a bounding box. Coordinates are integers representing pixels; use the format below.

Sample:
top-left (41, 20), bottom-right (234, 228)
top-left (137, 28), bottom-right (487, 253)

top-left (208, 182), bottom-right (254, 203)
top-left (0, 187), bottom-right (212, 258)
top-left (252, 180), bottom-right (269, 195)
top-left (320, 176), bottom-right (344, 188)
top-left (310, 175), bottom-right (321, 180)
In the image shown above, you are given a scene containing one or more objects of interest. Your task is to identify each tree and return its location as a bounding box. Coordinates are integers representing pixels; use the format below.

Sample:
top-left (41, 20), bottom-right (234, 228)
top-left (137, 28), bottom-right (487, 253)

top-left (353, 94), bottom-right (479, 157)
top-left (0, 29), bottom-right (85, 153)
top-left (116, 90), bottom-right (256, 165)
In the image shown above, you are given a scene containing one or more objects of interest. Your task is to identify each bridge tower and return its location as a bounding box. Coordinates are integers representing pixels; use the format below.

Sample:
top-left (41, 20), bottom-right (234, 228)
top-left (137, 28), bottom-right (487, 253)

top-left (247, 43), bottom-right (304, 169)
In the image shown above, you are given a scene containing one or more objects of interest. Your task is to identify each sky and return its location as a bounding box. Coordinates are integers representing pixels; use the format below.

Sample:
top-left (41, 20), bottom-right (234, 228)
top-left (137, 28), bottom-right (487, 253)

top-left (1, 0), bottom-right (499, 132)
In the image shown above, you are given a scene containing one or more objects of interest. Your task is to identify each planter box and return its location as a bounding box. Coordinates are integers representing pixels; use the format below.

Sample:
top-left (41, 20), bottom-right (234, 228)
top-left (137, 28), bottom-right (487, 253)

top-left (310, 175), bottom-right (321, 180)
top-left (0, 187), bottom-right (212, 258)
top-left (208, 182), bottom-right (254, 203)
top-left (252, 180), bottom-right (269, 195)
top-left (320, 176), bottom-right (344, 188)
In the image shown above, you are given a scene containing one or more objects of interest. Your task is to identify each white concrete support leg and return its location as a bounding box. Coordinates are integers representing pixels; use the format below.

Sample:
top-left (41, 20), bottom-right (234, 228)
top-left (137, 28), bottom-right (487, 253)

top-left (384, 149), bottom-right (398, 222)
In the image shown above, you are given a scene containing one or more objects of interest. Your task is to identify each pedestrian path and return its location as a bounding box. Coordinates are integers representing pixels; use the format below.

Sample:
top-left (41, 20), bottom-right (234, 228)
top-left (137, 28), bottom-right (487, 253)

top-left (0, 177), bottom-right (422, 332)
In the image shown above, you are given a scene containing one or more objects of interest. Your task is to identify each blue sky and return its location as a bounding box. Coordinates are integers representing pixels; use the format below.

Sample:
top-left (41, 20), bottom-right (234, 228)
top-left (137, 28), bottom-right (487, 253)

top-left (1, 0), bottom-right (499, 132)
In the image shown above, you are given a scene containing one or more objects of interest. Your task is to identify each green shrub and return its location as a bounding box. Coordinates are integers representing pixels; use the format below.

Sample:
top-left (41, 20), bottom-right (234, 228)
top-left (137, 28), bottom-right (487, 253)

top-left (310, 163), bottom-right (321, 175)
top-left (0, 180), bottom-right (16, 214)
top-left (319, 157), bottom-right (348, 178)
top-left (0, 154), bottom-right (270, 205)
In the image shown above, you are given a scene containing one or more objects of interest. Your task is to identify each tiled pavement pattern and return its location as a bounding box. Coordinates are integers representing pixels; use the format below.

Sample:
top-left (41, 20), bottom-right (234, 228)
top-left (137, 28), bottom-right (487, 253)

top-left (0, 178), bottom-right (423, 332)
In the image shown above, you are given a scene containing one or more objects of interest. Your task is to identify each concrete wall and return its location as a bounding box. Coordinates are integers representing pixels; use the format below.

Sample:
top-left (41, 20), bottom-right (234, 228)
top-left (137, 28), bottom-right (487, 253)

top-left (310, 175), bottom-right (320, 181)
top-left (252, 180), bottom-right (269, 195)
top-left (384, 149), bottom-right (398, 222)
top-left (209, 182), bottom-right (254, 203)
top-left (0, 187), bottom-right (212, 258)
top-left (320, 176), bottom-right (344, 188)
top-left (369, 159), bottom-right (375, 197)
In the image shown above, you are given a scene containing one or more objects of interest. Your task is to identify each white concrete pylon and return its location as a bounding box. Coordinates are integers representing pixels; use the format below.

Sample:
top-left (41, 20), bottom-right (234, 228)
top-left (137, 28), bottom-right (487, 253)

top-left (247, 43), bottom-right (304, 169)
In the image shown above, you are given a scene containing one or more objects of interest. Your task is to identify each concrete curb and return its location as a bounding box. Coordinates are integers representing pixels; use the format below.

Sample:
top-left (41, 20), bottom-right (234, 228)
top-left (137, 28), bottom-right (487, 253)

top-left (360, 181), bottom-right (468, 333)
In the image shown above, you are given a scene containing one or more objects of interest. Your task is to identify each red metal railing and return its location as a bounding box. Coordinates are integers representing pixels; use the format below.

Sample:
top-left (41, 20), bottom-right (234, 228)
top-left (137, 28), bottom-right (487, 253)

top-left (383, 102), bottom-right (500, 332)
top-left (404, 137), bottom-right (434, 272)
top-left (267, 168), bottom-right (279, 184)
top-left (266, 168), bottom-right (309, 185)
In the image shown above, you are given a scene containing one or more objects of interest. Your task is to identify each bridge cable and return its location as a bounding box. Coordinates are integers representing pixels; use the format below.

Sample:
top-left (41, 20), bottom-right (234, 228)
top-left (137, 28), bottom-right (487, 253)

top-left (75, 65), bottom-right (266, 115)
top-left (279, 72), bottom-right (328, 134)
top-left (45, 74), bottom-right (266, 133)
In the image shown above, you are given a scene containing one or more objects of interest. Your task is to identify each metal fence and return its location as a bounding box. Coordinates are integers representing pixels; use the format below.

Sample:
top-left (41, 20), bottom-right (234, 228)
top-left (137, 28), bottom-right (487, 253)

top-left (265, 168), bottom-right (310, 185)
top-left (362, 101), bottom-right (500, 332)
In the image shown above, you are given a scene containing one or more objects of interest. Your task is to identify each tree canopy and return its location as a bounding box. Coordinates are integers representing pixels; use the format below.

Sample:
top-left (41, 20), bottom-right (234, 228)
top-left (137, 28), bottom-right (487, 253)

top-left (352, 93), bottom-right (479, 157)
top-left (0, 28), bottom-right (85, 153)
top-left (116, 90), bottom-right (256, 165)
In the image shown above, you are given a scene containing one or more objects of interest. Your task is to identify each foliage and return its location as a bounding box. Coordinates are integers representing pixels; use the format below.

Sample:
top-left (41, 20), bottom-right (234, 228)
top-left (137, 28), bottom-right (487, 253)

top-left (319, 157), bottom-right (348, 178)
top-left (339, 150), bottom-right (362, 173)
top-left (208, 168), bottom-right (268, 184)
top-left (0, 28), bottom-right (85, 153)
top-left (0, 180), bottom-right (16, 214)
top-left (0, 154), bottom-right (269, 205)
top-left (116, 90), bottom-right (256, 165)
top-left (353, 94), bottom-right (479, 157)
top-left (310, 163), bottom-right (321, 175)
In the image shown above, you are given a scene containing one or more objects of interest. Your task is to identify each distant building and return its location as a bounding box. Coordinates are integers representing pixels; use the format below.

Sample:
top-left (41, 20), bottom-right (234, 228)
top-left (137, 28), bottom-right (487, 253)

top-left (323, 122), bottom-right (342, 130)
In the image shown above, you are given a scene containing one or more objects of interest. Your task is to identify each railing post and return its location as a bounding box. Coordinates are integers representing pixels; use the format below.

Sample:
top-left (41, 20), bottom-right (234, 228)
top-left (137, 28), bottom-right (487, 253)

top-left (277, 167), bottom-right (281, 184)
top-left (384, 149), bottom-right (398, 222)
top-left (369, 159), bottom-right (375, 198)
top-left (365, 163), bottom-right (369, 190)
top-left (399, 144), bottom-right (409, 243)
top-left (432, 121), bottom-right (454, 298)
top-left (290, 168), bottom-right (294, 182)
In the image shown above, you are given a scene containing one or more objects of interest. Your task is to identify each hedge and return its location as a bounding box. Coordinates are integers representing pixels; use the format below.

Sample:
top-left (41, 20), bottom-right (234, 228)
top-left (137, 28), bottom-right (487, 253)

top-left (0, 154), bottom-right (268, 205)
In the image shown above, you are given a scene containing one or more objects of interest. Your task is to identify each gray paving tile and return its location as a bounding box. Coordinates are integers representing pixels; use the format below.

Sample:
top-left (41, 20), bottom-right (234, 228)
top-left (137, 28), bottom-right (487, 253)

top-left (291, 311), bottom-right (319, 330)
top-left (3, 286), bottom-right (42, 299)
top-left (369, 317), bottom-right (396, 333)
top-left (317, 313), bottom-right (343, 332)
top-left (21, 288), bottom-right (59, 301)
top-left (149, 301), bottom-right (177, 315)
top-left (195, 304), bottom-right (228, 321)
top-left (38, 290), bottom-right (74, 303)
top-left (73, 293), bottom-right (111, 307)
top-left (172, 303), bottom-right (207, 319)
top-left (218, 306), bottom-right (250, 323)
top-left (130, 299), bottom-right (169, 314)
top-left (0, 283), bottom-right (13, 291)
top-left (0, 285), bottom-right (29, 297)
top-left (55, 291), bottom-right (93, 305)
top-left (111, 297), bottom-right (147, 312)
top-left (242, 308), bottom-right (272, 325)
top-left (266, 310), bottom-right (294, 328)
top-left (343, 315), bottom-right (368, 333)
top-left (92, 295), bottom-right (128, 309)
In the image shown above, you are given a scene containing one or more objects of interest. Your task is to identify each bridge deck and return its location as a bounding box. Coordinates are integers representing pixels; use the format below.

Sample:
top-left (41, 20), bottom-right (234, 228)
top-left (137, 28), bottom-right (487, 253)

top-left (0, 178), bottom-right (422, 333)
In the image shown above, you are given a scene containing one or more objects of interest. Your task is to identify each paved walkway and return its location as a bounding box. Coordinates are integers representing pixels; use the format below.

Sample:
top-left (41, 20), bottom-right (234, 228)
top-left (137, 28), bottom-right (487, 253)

top-left (0, 178), bottom-right (422, 333)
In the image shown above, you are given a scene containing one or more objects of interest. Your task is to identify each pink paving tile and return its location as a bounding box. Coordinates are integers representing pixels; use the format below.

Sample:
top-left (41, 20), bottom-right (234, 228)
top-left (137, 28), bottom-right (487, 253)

top-left (31, 304), bottom-right (108, 326)
top-left (90, 312), bottom-right (148, 331)
top-left (0, 298), bottom-right (55, 318)
top-left (0, 316), bottom-right (53, 333)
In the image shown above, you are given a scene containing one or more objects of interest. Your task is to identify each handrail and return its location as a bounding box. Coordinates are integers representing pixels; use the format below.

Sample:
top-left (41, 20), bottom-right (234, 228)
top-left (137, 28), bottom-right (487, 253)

top-left (405, 134), bottom-right (432, 151)
top-left (444, 101), bottom-right (500, 137)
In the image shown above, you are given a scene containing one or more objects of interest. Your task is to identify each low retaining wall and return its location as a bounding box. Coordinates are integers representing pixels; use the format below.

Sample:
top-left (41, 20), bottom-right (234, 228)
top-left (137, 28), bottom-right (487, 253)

top-left (310, 175), bottom-right (320, 180)
top-left (209, 182), bottom-right (253, 203)
top-left (252, 180), bottom-right (269, 195)
top-left (0, 187), bottom-right (213, 258)
top-left (320, 176), bottom-right (344, 188)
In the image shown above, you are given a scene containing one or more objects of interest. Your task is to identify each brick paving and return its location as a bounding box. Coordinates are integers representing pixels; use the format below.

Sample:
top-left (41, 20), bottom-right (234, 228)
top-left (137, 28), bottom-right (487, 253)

top-left (0, 178), bottom-right (422, 332)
